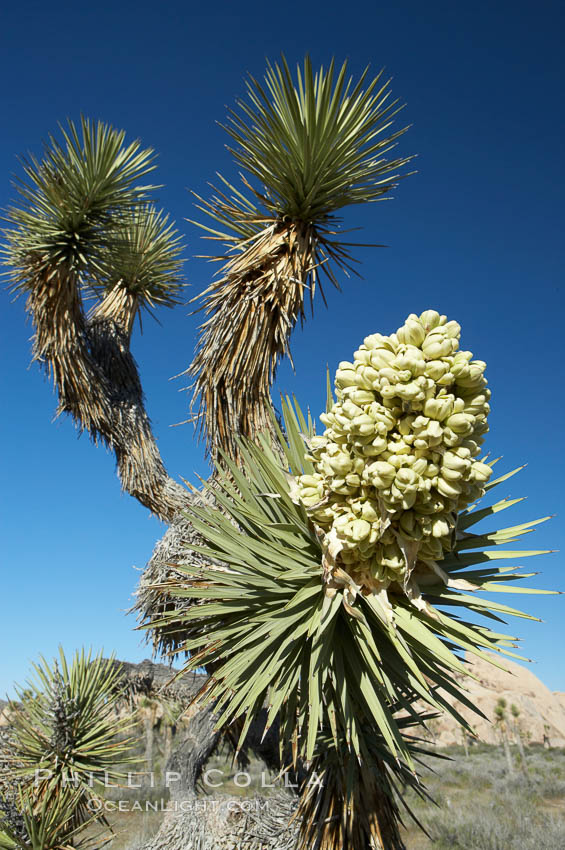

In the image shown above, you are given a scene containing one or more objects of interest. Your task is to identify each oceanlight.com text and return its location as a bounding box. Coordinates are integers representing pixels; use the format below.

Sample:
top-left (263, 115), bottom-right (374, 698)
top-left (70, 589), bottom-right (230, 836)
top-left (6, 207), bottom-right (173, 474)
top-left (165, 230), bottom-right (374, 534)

top-left (86, 799), bottom-right (271, 814)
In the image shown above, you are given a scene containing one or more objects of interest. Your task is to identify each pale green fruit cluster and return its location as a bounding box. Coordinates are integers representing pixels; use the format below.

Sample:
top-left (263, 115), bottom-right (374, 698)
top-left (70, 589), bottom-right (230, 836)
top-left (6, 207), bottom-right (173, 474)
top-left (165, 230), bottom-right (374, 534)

top-left (295, 310), bottom-right (493, 588)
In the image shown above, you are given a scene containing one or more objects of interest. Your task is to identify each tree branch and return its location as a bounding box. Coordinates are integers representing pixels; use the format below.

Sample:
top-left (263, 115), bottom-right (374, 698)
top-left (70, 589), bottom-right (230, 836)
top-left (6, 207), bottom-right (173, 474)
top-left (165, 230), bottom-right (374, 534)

top-left (26, 270), bottom-right (188, 522)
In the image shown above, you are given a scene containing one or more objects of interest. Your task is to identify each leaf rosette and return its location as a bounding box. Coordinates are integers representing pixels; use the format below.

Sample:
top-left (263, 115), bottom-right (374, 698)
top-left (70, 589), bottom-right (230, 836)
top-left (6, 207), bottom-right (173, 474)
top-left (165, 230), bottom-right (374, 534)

top-left (151, 311), bottom-right (554, 846)
top-left (156, 315), bottom-right (551, 760)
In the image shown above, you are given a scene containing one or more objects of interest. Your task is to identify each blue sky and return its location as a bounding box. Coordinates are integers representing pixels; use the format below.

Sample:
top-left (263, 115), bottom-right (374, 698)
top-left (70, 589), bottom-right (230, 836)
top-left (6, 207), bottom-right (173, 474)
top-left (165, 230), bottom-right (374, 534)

top-left (1, 0), bottom-right (563, 698)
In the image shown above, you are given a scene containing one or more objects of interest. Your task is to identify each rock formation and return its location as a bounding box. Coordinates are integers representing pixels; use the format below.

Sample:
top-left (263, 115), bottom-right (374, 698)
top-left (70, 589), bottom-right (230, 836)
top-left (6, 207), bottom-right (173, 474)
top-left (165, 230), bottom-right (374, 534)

top-left (421, 653), bottom-right (565, 747)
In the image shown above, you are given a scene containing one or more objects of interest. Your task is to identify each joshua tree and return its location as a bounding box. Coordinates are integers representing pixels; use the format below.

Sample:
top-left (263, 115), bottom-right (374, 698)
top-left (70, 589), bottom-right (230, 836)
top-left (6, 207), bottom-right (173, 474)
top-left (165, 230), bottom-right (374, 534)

top-left (543, 722), bottom-right (551, 749)
top-left (0, 649), bottom-right (133, 850)
top-left (136, 693), bottom-right (185, 783)
top-left (137, 695), bottom-right (160, 781)
top-left (159, 699), bottom-right (184, 776)
top-left (4, 58), bottom-right (553, 850)
top-left (510, 703), bottom-right (528, 773)
top-left (494, 698), bottom-right (515, 776)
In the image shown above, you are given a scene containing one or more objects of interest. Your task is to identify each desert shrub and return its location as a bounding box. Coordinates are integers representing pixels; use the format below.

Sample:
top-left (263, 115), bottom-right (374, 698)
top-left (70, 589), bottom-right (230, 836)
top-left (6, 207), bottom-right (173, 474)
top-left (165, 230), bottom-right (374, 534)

top-left (427, 805), bottom-right (565, 850)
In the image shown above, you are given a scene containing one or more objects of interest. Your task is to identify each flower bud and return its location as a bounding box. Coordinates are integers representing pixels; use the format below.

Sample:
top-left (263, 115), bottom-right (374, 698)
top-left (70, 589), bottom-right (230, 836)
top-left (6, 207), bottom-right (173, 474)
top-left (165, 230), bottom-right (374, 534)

top-left (352, 413), bottom-right (376, 436)
top-left (394, 467), bottom-right (419, 491)
top-left (344, 519), bottom-right (367, 541)
top-left (460, 439), bottom-right (480, 456)
top-left (441, 465), bottom-right (463, 482)
top-left (364, 333), bottom-right (396, 352)
top-left (342, 399), bottom-right (364, 419)
top-left (445, 413), bottom-right (475, 436)
top-left (431, 516), bottom-right (451, 538)
top-left (470, 461), bottom-right (493, 483)
top-left (436, 371), bottom-right (455, 386)
top-left (360, 436), bottom-right (387, 457)
top-left (346, 389), bottom-right (375, 406)
top-left (424, 397), bottom-right (453, 421)
top-left (412, 458), bottom-right (428, 476)
top-left (420, 536), bottom-right (443, 560)
top-left (369, 348), bottom-right (396, 370)
top-left (442, 451), bottom-right (470, 472)
top-left (397, 318), bottom-right (426, 347)
top-left (360, 501), bottom-right (380, 523)
top-left (425, 360), bottom-right (449, 381)
top-left (426, 420), bottom-right (444, 443)
top-left (419, 309), bottom-right (442, 331)
top-left (335, 363), bottom-right (359, 387)
top-left (300, 474), bottom-right (324, 488)
top-left (463, 393), bottom-right (489, 415)
top-left (436, 476), bottom-right (462, 499)
top-left (455, 362), bottom-right (486, 388)
top-left (380, 384), bottom-right (400, 399)
top-left (397, 382), bottom-right (424, 402)
top-left (382, 543), bottom-right (404, 569)
top-left (442, 427), bottom-right (461, 447)
top-left (327, 452), bottom-right (353, 475)
top-left (394, 353), bottom-right (427, 376)
top-left (422, 338), bottom-right (453, 359)
top-left (443, 320), bottom-right (461, 339)
top-left (366, 460), bottom-right (396, 488)
top-left (353, 347), bottom-right (371, 365)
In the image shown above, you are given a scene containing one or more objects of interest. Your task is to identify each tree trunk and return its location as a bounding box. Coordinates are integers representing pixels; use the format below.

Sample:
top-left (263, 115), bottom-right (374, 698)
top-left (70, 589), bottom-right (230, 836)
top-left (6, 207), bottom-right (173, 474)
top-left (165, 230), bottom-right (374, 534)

top-left (25, 274), bottom-right (188, 523)
top-left (502, 735), bottom-right (514, 775)
top-left (163, 723), bottom-right (174, 775)
top-left (513, 725), bottom-right (528, 775)
top-left (462, 729), bottom-right (469, 758)
top-left (136, 710), bottom-right (294, 850)
top-left (136, 703), bottom-right (405, 850)
top-left (144, 708), bottom-right (156, 781)
top-left (136, 705), bottom-right (295, 850)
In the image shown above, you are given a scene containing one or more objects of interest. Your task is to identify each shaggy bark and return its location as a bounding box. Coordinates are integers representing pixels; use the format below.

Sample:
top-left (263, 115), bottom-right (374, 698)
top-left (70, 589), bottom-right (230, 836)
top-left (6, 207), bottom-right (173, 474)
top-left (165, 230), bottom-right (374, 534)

top-left (138, 792), bottom-right (299, 850)
top-left (87, 315), bottom-right (188, 519)
top-left (25, 274), bottom-right (187, 523)
top-left (106, 660), bottom-right (300, 849)
top-left (142, 702), bottom-right (158, 780)
top-left (138, 706), bottom-right (300, 850)
top-left (165, 704), bottom-right (221, 801)
top-left (187, 219), bottom-right (313, 465)
top-left (163, 722), bottom-right (175, 774)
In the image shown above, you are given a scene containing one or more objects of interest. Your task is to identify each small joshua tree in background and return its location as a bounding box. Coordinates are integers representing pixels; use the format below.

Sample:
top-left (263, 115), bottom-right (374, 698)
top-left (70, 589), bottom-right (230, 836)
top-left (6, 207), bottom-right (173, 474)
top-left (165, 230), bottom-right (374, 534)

top-left (543, 722), bottom-right (551, 749)
top-left (494, 698), bottom-right (514, 776)
top-left (0, 649), bottom-right (133, 850)
top-left (137, 695), bottom-right (160, 782)
top-left (510, 703), bottom-right (528, 774)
